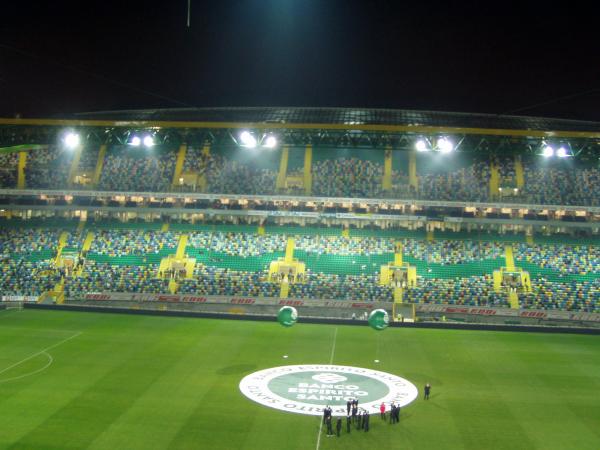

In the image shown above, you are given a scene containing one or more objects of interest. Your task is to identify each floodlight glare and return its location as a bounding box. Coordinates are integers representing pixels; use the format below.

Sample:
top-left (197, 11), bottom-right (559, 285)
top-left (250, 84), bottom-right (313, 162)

top-left (264, 135), bottom-right (277, 149)
top-left (542, 145), bottom-right (554, 157)
top-left (64, 132), bottom-right (80, 149)
top-left (240, 131), bottom-right (257, 148)
top-left (130, 136), bottom-right (141, 146)
top-left (437, 137), bottom-right (453, 153)
top-left (556, 147), bottom-right (568, 158)
top-left (143, 135), bottom-right (154, 147)
top-left (415, 139), bottom-right (428, 152)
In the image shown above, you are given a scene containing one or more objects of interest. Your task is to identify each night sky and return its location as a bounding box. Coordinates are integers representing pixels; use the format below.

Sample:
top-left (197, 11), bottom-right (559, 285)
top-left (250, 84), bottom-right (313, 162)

top-left (1, 1), bottom-right (599, 121)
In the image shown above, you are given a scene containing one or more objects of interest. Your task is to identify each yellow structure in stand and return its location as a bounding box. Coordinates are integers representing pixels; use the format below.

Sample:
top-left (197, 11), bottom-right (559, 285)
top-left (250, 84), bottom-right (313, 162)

top-left (92, 144), bottom-right (107, 187)
top-left (67, 145), bottom-right (83, 186)
top-left (303, 144), bottom-right (313, 195)
top-left (171, 144), bottom-right (188, 189)
top-left (489, 161), bottom-right (500, 199)
top-left (379, 243), bottom-right (417, 290)
top-left (158, 235), bottom-right (196, 294)
top-left (382, 146), bottom-right (392, 191)
top-left (268, 237), bottom-right (306, 298)
top-left (515, 156), bottom-right (525, 189)
top-left (493, 244), bottom-right (532, 308)
top-left (17, 151), bottom-right (27, 189)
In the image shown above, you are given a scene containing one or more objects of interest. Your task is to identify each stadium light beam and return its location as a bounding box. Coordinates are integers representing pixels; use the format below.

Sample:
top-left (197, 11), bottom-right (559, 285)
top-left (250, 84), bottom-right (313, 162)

top-left (556, 147), bottom-right (568, 158)
top-left (130, 136), bottom-right (141, 147)
top-left (437, 137), bottom-right (453, 153)
top-left (264, 135), bottom-right (277, 149)
top-left (542, 145), bottom-right (554, 158)
top-left (415, 139), bottom-right (428, 152)
top-left (240, 131), bottom-right (257, 149)
top-left (143, 135), bottom-right (154, 147)
top-left (63, 132), bottom-right (80, 149)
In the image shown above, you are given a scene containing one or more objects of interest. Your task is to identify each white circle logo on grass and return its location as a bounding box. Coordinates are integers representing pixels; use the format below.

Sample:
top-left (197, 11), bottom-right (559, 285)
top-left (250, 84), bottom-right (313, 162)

top-left (239, 364), bottom-right (418, 416)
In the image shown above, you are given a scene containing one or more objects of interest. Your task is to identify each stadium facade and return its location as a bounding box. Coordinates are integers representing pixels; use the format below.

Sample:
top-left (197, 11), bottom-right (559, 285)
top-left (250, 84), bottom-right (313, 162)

top-left (0, 107), bottom-right (598, 327)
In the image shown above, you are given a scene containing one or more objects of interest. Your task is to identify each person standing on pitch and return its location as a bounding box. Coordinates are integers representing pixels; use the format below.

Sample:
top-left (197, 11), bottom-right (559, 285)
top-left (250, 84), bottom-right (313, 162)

top-left (326, 415), bottom-right (333, 437)
top-left (336, 417), bottom-right (342, 437)
top-left (379, 402), bottom-right (386, 420)
top-left (346, 399), bottom-right (351, 416)
top-left (424, 383), bottom-right (431, 400)
top-left (346, 414), bottom-right (351, 433)
top-left (364, 411), bottom-right (370, 432)
top-left (395, 404), bottom-right (401, 423)
top-left (389, 403), bottom-right (396, 424)
top-left (351, 402), bottom-right (358, 423)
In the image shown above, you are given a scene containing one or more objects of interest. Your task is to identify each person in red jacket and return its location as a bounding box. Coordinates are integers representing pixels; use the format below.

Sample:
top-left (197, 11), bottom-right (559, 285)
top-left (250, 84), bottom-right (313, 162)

top-left (379, 402), bottom-right (386, 420)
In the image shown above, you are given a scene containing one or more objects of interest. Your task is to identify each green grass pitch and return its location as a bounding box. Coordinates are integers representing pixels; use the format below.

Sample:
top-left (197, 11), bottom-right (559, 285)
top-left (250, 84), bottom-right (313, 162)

top-left (1, 309), bottom-right (599, 450)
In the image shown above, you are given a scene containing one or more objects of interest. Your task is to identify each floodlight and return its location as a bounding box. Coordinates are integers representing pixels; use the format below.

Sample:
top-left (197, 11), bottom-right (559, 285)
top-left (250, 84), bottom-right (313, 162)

top-left (415, 139), bottom-right (428, 152)
top-left (542, 145), bottom-right (554, 157)
top-left (143, 135), bottom-right (154, 147)
top-left (437, 137), bottom-right (453, 153)
top-left (264, 135), bottom-right (277, 149)
top-left (130, 136), bottom-right (141, 146)
top-left (240, 131), bottom-right (257, 148)
top-left (64, 132), bottom-right (80, 149)
top-left (556, 147), bottom-right (568, 158)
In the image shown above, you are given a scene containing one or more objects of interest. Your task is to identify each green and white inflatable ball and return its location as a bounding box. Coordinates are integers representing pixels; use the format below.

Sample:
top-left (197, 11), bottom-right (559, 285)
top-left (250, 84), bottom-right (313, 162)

top-left (368, 309), bottom-right (389, 331)
top-left (277, 306), bottom-right (298, 327)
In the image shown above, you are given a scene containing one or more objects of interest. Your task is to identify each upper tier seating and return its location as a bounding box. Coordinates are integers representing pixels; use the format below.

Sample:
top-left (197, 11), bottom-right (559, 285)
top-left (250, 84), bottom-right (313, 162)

top-left (98, 147), bottom-right (176, 191)
top-left (25, 146), bottom-right (72, 189)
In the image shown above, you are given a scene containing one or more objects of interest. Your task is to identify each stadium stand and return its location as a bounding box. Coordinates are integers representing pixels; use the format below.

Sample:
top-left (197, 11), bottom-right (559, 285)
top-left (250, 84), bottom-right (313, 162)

top-left (0, 217), bottom-right (597, 313)
top-left (0, 152), bottom-right (17, 188)
top-left (25, 146), bottom-right (72, 189)
top-left (98, 146), bottom-right (176, 191)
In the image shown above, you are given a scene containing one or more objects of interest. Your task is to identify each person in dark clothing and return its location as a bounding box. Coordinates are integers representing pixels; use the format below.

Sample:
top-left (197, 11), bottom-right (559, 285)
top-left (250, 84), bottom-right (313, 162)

top-left (346, 414), bottom-right (351, 433)
top-left (326, 416), bottom-right (333, 436)
top-left (362, 411), bottom-right (368, 430)
top-left (390, 403), bottom-right (396, 424)
top-left (351, 403), bottom-right (358, 422)
top-left (346, 400), bottom-right (352, 416)
top-left (364, 412), bottom-right (370, 432)
top-left (336, 417), bottom-right (342, 437)
top-left (357, 410), bottom-right (363, 429)
top-left (395, 404), bottom-right (401, 422)
top-left (424, 383), bottom-right (431, 400)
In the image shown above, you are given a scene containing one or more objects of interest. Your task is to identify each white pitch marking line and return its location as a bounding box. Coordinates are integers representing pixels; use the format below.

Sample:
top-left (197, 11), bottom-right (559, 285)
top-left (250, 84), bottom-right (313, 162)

top-left (0, 331), bottom-right (82, 377)
top-left (316, 327), bottom-right (338, 450)
top-left (0, 352), bottom-right (53, 384)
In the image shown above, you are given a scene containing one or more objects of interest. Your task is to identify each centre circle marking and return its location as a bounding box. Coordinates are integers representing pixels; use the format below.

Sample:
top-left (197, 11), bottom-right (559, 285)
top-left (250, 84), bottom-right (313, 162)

top-left (239, 364), bottom-right (418, 416)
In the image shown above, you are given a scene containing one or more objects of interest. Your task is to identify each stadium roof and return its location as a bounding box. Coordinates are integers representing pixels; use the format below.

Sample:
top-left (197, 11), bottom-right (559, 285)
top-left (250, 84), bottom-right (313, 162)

top-left (72, 107), bottom-right (600, 133)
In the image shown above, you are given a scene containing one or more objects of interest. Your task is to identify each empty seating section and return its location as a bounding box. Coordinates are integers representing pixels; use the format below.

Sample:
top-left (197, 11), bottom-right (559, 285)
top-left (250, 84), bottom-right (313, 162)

top-left (179, 266), bottom-right (279, 297)
top-left (1, 259), bottom-right (61, 296)
top-left (289, 272), bottom-right (391, 302)
top-left (0, 153), bottom-right (17, 188)
top-left (205, 154), bottom-right (277, 194)
top-left (519, 279), bottom-right (599, 312)
top-left (4, 144), bottom-right (600, 206)
top-left (521, 161), bottom-right (600, 206)
top-left (99, 147), bottom-right (176, 191)
top-left (65, 262), bottom-right (167, 296)
top-left (0, 221), bottom-right (598, 312)
top-left (26, 146), bottom-right (72, 189)
top-left (514, 243), bottom-right (599, 275)
top-left (418, 160), bottom-right (489, 202)
top-left (404, 276), bottom-right (508, 307)
top-left (89, 230), bottom-right (178, 257)
top-left (313, 158), bottom-right (383, 197)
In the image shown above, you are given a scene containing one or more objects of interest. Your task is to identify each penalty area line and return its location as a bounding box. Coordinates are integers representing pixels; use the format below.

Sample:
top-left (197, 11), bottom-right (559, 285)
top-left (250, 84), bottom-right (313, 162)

top-left (315, 326), bottom-right (338, 450)
top-left (0, 331), bottom-right (82, 377)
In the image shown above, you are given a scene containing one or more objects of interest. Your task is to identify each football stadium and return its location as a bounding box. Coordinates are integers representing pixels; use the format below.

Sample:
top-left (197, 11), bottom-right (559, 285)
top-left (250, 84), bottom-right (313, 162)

top-left (1, 107), bottom-right (600, 449)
